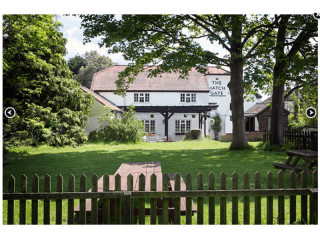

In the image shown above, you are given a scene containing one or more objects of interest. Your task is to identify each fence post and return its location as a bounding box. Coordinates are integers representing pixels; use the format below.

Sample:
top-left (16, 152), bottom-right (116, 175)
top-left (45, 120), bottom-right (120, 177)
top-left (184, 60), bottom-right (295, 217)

top-left (124, 191), bottom-right (132, 225)
top-left (115, 174), bottom-right (121, 224)
top-left (174, 173), bottom-right (181, 225)
top-left (301, 171), bottom-right (308, 224)
top-left (56, 174), bottom-right (63, 225)
top-left (44, 174), bottom-right (51, 225)
top-left (220, 172), bottom-right (227, 225)
top-left (162, 173), bottom-right (169, 224)
top-left (267, 171), bottom-right (273, 224)
top-left (310, 170), bottom-right (318, 224)
top-left (289, 171), bottom-right (296, 224)
top-left (139, 174), bottom-right (145, 225)
top-left (19, 174), bottom-right (27, 225)
top-left (278, 171), bottom-right (285, 224)
top-left (103, 174), bottom-right (110, 224)
top-left (68, 174), bottom-right (75, 225)
top-left (232, 172), bottom-right (238, 225)
top-left (208, 172), bottom-right (215, 225)
top-left (126, 174), bottom-right (133, 225)
top-left (32, 174), bottom-right (39, 225)
top-left (254, 171), bottom-right (261, 225)
top-left (91, 174), bottom-right (98, 224)
top-left (7, 175), bottom-right (15, 225)
top-left (186, 173), bottom-right (192, 225)
top-left (150, 173), bottom-right (157, 225)
top-left (243, 172), bottom-right (250, 225)
top-left (197, 172), bottom-right (204, 225)
top-left (79, 174), bottom-right (87, 224)
top-left (302, 131), bottom-right (306, 149)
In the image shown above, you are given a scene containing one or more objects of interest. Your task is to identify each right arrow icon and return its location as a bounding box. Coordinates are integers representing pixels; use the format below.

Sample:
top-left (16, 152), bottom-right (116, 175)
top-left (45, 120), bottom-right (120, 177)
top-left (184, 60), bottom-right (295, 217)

top-left (306, 107), bottom-right (316, 118)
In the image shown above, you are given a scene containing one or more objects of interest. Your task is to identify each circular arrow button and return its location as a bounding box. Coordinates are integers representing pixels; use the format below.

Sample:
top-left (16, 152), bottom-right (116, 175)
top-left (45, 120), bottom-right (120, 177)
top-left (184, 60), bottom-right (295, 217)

top-left (4, 107), bottom-right (16, 118)
top-left (306, 107), bottom-right (316, 118)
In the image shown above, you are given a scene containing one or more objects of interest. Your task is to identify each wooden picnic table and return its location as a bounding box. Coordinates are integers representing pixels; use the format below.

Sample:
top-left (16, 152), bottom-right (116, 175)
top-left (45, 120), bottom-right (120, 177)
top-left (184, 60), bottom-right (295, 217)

top-left (273, 150), bottom-right (318, 173)
top-left (74, 161), bottom-right (196, 222)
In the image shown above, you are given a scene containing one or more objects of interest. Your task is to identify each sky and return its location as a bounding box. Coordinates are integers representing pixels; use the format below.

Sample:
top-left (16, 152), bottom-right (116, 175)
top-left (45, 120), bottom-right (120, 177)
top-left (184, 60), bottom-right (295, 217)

top-left (58, 15), bottom-right (229, 66)
top-left (58, 15), bottom-right (129, 64)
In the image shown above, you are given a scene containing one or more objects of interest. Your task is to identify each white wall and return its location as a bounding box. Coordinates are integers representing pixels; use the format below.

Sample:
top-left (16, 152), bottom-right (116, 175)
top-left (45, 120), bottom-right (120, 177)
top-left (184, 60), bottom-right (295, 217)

top-left (99, 92), bottom-right (125, 106)
top-left (207, 74), bottom-right (262, 135)
top-left (100, 91), bottom-right (209, 106)
top-left (97, 75), bottom-right (263, 140)
top-left (136, 112), bottom-right (202, 141)
top-left (85, 100), bottom-right (105, 134)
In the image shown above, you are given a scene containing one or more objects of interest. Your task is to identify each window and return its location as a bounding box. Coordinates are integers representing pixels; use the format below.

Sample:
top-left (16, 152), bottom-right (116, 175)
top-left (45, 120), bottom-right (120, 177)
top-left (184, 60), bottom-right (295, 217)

top-left (180, 94), bottom-right (185, 102)
top-left (175, 120), bottom-right (191, 133)
top-left (134, 93), bottom-right (150, 103)
top-left (180, 93), bottom-right (196, 103)
top-left (143, 120), bottom-right (155, 133)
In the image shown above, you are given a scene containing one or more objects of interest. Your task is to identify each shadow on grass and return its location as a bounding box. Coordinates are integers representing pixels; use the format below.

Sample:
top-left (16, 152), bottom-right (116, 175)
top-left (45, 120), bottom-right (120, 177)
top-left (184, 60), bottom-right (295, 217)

top-left (2, 145), bottom-right (300, 193)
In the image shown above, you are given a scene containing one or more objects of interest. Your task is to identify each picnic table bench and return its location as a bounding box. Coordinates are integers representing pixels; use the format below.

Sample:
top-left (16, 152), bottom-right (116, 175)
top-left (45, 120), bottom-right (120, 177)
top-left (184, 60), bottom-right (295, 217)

top-left (74, 161), bottom-right (196, 223)
top-left (273, 150), bottom-right (318, 173)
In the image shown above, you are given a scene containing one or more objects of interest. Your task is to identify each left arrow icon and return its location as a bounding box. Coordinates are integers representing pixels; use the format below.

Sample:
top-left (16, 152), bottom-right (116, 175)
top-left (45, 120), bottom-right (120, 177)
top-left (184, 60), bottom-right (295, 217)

top-left (4, 107), bottom-right (16, 118)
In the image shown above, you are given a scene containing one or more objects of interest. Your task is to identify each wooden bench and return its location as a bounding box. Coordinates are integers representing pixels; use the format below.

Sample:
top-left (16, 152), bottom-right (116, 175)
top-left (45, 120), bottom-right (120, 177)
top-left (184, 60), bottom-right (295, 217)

top-left (272, 163), bottom-right (303, 172)
top-left (272, 150), bottom-right (317, 174)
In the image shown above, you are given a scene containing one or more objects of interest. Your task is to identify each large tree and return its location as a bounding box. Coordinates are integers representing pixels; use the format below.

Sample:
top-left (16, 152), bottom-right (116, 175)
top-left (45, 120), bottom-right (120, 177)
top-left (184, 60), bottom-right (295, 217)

top-left (67, 54), bottom-right (85, 75)
top-left (244, 15), bottom-right (318, 146)
top-left (3, 15), bottom-right (93, 147)
top-left (74, 50), bottom-right (113, 88)
top-left (80, 14), bottom-right (274, 149)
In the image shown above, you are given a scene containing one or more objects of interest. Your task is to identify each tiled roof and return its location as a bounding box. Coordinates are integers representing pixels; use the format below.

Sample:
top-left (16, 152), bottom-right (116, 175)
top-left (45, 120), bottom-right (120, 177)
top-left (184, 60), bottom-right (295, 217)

top-left (244, 97), bottom-right (271, 116)
top-left (80, 86), bottom-right (122, 112)
top-left (206, 67), bottom-right (230, 75)
top-left (91, 65), bottom-right (229, 92)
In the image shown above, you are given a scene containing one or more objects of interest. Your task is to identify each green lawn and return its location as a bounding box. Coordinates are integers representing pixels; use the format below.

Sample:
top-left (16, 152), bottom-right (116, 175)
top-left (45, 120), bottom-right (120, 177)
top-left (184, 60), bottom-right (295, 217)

top-left (2, 140), bottom-right (314, 224)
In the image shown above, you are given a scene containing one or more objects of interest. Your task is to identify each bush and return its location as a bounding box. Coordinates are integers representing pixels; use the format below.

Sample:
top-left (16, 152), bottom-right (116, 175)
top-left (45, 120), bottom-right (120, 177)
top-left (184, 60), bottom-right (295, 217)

top-left (88, 106), bottom-right (145, 143)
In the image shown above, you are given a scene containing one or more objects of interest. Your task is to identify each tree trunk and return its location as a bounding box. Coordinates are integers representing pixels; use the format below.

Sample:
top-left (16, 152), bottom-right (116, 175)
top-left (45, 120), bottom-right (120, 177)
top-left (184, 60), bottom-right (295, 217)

top-left (270, 79), bottom-right (285, 146)
top-left (228, 16), bottom-right (248, 149)
top-left (270, 17), bottom-right (288, 146)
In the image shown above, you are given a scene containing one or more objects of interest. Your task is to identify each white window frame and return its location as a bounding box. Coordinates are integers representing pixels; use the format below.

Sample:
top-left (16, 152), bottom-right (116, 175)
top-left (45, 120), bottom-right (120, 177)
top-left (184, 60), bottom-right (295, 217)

top-left (143, 120), bottom-right (155, 133)
top-left (134, 93), bottom-right (150, 103)
top-left (175, 120), bottom-right (191, 133)
top-left (180, 93), bottom-right (196, 103)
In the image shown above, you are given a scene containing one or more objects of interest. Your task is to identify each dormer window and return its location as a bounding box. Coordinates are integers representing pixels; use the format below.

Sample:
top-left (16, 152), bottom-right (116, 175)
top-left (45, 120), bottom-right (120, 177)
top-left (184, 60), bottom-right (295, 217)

top-left (134, 93), bottom-right (150, 103)
top-left (180, 93), bottom-right (196, 103)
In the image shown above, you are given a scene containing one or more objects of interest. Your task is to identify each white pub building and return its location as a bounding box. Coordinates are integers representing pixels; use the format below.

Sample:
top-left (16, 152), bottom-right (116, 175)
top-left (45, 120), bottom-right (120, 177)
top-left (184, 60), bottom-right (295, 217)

top-left (89, 65), bottom-right (262, 141)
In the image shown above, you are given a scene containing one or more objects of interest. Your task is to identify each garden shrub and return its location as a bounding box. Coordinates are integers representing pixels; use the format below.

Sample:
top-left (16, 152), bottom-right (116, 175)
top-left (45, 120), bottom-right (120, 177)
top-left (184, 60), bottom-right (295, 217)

top-left (88, 106), bottom-right (145, 143)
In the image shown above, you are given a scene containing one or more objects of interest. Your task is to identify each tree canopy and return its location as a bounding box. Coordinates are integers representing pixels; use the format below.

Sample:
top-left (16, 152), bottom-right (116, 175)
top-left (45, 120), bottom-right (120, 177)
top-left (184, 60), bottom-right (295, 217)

top-left (243, 15), bottom-right (318, 145)
top-left (67, 54), bottom-right (85, 75)
top-left (3, 15), bottom-right (93, 147)
top-left (73, 50), bottom-right (113, 88)
top-left (80, 14), bottom-right (275, 149)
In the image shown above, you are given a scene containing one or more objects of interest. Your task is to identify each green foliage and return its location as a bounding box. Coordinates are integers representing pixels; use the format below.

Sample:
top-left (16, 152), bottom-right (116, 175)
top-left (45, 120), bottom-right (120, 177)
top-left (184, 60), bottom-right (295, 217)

top-left (210, 114), bottom-right (222, 133)
top-left (67, 54), bottom-right (85, 75)
top-left (80, 15), bottom-right (274, 96)
top-left (3, 15), bottom-right (93, 148)
top-left (74, 50), bottom-right (113, 88)
top-left (288, 86), bottom-right (318, 130)
top-left (243, 15), bottom-right (318, 97)
top-left (88, 106), bottom-right (145, 143)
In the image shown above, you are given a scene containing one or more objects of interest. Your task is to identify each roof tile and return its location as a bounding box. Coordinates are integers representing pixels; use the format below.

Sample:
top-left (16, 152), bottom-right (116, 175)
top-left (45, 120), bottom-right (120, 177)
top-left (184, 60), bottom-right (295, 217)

top-left (91, 65), bottom-right (229, 92)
